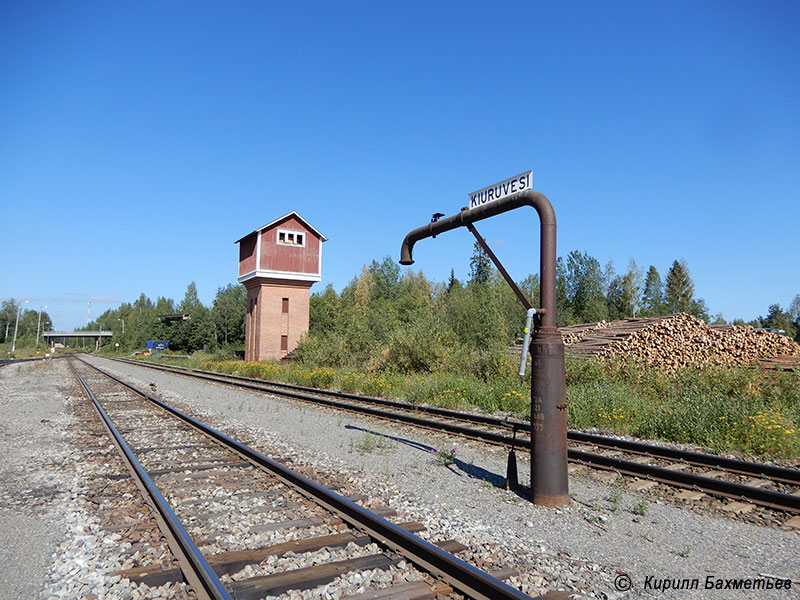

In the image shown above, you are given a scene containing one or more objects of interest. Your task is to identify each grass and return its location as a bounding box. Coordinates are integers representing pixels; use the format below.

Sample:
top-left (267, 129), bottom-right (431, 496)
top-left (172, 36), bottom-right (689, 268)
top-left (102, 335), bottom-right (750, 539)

top-left (350, 432), bottom-right (395, 455)
top-left (131, 351), bottom-right (800, 461)
top-left (608, 487), bottom-right (623, 513)
top-left (567, 357), bottom-right (800, 459)
top-left (430, 444), bottom-right (459, 466)
top-left (633, 498), bottom-right (649, 516)
top-left (352, 433), bottom-right (377, 454)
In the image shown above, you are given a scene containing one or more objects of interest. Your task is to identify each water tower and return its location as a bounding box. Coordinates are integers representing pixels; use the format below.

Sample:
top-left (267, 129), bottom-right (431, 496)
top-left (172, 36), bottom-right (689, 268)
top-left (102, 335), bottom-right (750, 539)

top-left (235, 212), bottom-right (327, 361)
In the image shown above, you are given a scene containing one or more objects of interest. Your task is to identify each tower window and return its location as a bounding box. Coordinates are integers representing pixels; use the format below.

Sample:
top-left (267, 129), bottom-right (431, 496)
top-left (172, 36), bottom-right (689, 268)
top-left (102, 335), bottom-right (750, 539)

top-left (280, 335), bottom-right (288, 351)
top-left (282, 298), bottom-right (289, 313)
top-left (277, 228), bottom-right (306, 247)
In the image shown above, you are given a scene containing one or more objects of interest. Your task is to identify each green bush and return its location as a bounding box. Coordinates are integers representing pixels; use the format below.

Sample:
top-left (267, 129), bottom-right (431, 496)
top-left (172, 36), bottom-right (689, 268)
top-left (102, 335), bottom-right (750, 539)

top-left (338, 372), bottom-right (365, 393)
top-left (235, 361), bottom-right (270, 379)
top-left (380, 321), bottom-right (447, 374)
top-left (488, 377), bottom-right (531, 416)
top-left (437, 342), bottom-right (519, 381)
top-left (359, 372), bottom-right (403, 398)
top-left (288, 366), bottom-right (335, 388)
top-left (295, 333), bottom-right (355, 368)
top-left (565, 360), bottom-right (800, 459)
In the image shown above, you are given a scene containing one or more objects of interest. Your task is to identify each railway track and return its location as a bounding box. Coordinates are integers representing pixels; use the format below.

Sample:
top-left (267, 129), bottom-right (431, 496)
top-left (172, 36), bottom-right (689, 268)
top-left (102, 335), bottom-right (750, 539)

top-left (0, 356), bottom-right (50, 368)
top-left (70, 357), bottom-right (565, 600)
top-left (104, 356), bottom-right (800, 520)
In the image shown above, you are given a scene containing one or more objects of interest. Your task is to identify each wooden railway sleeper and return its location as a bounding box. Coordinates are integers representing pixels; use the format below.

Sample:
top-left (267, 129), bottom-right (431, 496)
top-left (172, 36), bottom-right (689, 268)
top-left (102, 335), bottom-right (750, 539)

top-left (77, 357), bottom-right (561, 600)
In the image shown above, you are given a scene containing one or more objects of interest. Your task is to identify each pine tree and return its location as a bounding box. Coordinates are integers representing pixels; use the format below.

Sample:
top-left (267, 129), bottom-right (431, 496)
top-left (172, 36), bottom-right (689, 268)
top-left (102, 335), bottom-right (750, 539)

top-left (555, 257), bottom-right (573, 326)
top-left (1, 299), bottom-right (18, 342)
top-left (447, 269), bottom-right (461, 292)
top-left (606, 275), bottom-right (626, 320)
top-left (790, 294), bottom-right (800, 343)
top-left (468, 242), bottom-right (492, 286)
top-left (789, 294), bottom-right (800, 322)
top-left (665, 260), bottom-right (695, 314)
top-left (641, 266), bottom-right (665, 316)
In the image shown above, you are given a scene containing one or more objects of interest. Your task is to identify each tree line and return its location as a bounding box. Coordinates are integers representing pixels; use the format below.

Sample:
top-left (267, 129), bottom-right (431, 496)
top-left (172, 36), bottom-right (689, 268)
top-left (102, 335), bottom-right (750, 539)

top-left (303, 248), bottom-right (800, 374)
top-left (3, 248), bottom-right (798, 357)
top-left (0, 300), bottom-right (53, 352)
top-left (0, 283), bottom-right (246, 355)
top-left (71, 282), bottom-right (247, 353)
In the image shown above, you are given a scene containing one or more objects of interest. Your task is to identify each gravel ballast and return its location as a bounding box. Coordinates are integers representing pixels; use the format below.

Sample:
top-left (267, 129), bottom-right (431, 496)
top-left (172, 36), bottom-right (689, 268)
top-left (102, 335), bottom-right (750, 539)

top-left (0, 360), bottom-right (74, 599)
top-left (3, 357), bottom-right (797, 599)
top-left (1, 360), bottom-right (191, 600)
top-left (84, 356), bottom-right (799, 599)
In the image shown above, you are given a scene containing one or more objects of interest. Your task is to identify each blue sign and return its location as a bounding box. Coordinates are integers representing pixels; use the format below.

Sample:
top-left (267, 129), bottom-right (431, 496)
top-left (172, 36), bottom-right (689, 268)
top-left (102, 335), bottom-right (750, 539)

top-left (147, 340), bottom-right (169, 350)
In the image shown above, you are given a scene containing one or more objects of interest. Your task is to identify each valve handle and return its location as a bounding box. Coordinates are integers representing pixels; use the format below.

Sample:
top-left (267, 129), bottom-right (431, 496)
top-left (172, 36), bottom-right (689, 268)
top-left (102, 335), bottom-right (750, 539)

top-left (518, 308), bottom-right (539, 376)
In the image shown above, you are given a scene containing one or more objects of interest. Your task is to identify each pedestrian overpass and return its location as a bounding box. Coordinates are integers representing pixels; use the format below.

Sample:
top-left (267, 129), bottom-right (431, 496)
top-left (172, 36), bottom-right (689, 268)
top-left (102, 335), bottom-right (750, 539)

top-left (42, 331), bottom-right (113, 350)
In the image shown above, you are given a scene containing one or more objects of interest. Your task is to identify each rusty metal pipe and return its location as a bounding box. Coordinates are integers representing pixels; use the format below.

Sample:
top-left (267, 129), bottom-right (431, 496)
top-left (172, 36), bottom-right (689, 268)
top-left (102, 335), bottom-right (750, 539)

top-left (399, 189), bottom-right (568, 507)
top-left (399, 190), bottom-right (557, 329)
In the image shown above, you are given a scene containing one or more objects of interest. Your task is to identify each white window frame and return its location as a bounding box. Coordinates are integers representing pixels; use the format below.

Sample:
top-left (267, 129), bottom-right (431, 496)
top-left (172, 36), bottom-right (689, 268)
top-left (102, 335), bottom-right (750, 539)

top-left (276, 228), bottom-right (306, 247)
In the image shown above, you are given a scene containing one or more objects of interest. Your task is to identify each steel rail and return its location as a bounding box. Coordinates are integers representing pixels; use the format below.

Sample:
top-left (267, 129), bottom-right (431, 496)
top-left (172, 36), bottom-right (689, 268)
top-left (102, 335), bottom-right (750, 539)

top-left (568, 431), bottom-right (800, 486)
top-left (77, 357), bottom-right (552, 600)
top-left (68, 361), bottom-right (233, 600)
top-left (111, 357), bottom-right (800, 487)
top-left (569, 449), bottom-right (800, 512)
top-left (193, 369), bottom-right (800, 483)
top-left (112, 358), bottom-right (537, 460)
top-left (0, 356), bottom-right (54, 367)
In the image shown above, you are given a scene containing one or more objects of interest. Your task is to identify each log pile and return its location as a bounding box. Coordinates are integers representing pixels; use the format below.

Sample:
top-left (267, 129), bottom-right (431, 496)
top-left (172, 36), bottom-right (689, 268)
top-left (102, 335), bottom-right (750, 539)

top-left (558, 321), bottom-right (610, 346)
top-left (561, 313), bottom-right (800, 372)
top-left (750, 355), bottom-right (800, 372)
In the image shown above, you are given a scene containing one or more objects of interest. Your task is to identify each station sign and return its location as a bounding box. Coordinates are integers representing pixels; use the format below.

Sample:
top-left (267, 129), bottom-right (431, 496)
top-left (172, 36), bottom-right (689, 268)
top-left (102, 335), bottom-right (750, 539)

top-left (468, 170), bottom-right (533, 209)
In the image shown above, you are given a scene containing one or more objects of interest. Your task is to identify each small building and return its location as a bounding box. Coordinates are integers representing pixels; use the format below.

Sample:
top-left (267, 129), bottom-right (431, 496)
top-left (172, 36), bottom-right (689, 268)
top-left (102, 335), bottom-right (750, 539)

top-left (235, 212), bottom-right (327, 361)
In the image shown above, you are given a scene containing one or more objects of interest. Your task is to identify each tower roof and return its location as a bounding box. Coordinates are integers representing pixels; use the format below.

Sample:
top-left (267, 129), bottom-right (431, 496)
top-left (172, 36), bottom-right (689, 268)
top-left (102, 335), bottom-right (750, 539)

top-left (235, 211), bottom-right (327, 244)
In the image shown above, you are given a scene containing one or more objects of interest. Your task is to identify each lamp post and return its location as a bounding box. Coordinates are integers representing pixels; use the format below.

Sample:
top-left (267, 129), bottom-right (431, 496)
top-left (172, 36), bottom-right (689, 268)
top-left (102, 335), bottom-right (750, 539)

top-left (36, 305), bottom-right (47, 348)
top-left (118, 318), bottom-right (125, 334)
top-left (11, 299), bottom-right (29, 355)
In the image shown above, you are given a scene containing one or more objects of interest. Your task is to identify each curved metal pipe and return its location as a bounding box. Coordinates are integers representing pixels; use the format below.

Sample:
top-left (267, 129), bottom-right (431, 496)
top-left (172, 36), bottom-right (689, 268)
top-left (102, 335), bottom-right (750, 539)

top-left (399, 190), bottom-right (557, 329)
top-left (399, 189), bottom-right (568, 507)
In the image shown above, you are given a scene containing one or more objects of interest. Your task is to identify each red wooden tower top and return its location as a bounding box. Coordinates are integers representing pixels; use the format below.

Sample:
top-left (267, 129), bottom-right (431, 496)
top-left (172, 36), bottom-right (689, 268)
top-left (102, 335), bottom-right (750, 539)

top-left (235, 211), bottom-right (327, 284)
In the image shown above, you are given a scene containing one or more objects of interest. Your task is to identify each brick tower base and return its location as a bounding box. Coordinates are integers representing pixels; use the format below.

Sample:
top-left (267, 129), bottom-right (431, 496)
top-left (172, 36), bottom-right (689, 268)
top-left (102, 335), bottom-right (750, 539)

top-left (244, 278), bottom-right (313, 362)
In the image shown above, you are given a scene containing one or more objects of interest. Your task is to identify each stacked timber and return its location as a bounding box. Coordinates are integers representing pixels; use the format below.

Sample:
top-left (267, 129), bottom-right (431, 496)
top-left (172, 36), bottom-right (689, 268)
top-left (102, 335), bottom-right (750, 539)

top-left (558, 321), bottom-right (610, 346)
top-left (758, 355), bottom-right (800, 372)
top-left (707, 323), bottom-right (800, 364)
top-left (561, 313), bottom-right (800, 372)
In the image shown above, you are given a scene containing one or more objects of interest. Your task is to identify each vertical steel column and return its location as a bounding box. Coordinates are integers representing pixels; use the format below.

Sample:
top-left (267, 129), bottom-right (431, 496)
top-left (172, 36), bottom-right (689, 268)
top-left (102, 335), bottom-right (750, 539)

top-left (529, 203), bottom-right (568, 506)
top-left (529, 329), bottom-right (568, 505)
top-left (399, 190), bottom-right (569, 507)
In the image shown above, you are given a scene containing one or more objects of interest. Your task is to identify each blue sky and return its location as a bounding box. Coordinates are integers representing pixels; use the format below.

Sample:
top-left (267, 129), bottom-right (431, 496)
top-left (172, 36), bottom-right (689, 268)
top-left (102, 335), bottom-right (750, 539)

top-left (2, 1), bottom-right (798, 330)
